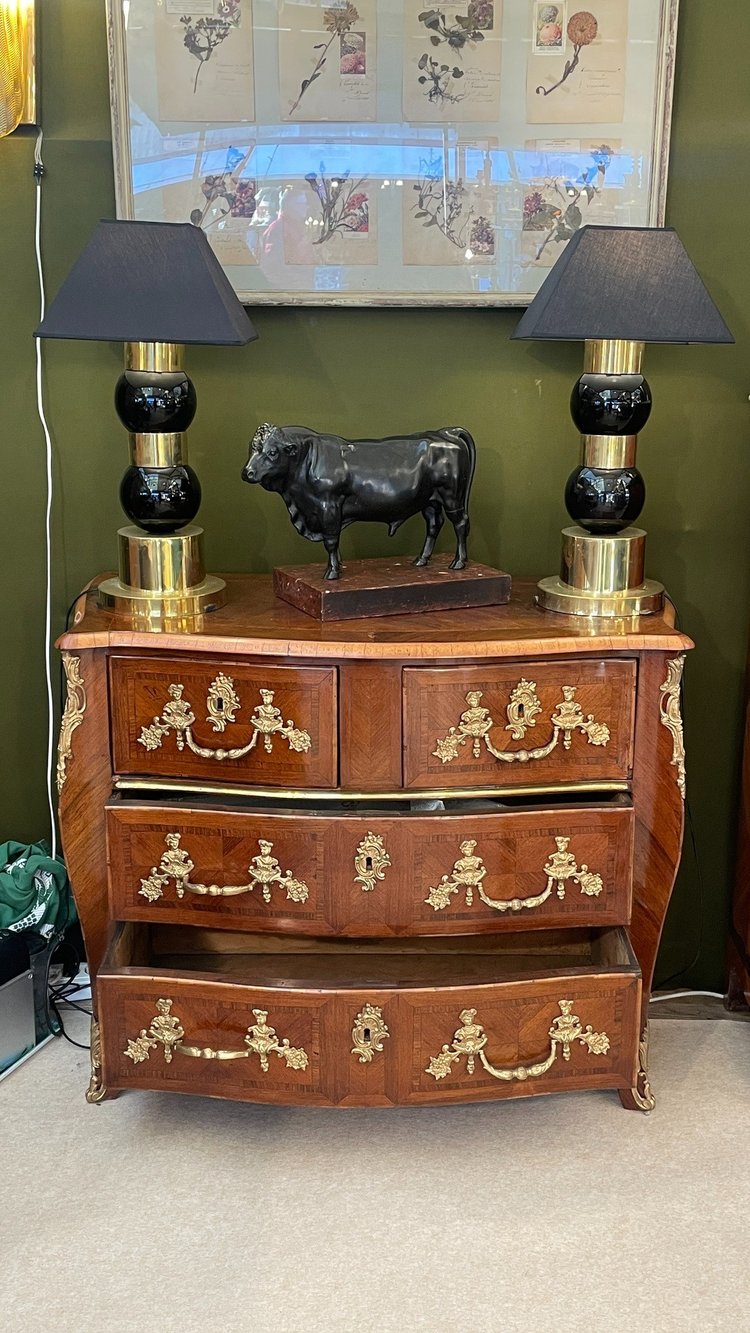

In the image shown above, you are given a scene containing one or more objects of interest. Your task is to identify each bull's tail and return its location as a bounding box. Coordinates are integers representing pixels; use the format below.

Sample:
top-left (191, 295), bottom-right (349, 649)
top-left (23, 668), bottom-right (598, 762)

top-left (448, 426), bottom-right (477, 507)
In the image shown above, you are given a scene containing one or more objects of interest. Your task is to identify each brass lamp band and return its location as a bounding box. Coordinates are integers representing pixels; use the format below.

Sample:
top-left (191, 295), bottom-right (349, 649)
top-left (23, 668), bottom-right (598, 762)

top-left (97, 525), bottom-right (227, 618)
top-left (583, 339), bottom-right (645, 376)
top-left (561, 524), bottom-right (646, 592)
top-left (117, 525), bottom-right (205, 594)
top-left (125, 342), bottom-right (183, 373)
top-left (580, 435), bottom-right (638, 469)
top-left (536, 525), bottom-right (664, 617)
top-left (129, 433), bottom-right (185, 467)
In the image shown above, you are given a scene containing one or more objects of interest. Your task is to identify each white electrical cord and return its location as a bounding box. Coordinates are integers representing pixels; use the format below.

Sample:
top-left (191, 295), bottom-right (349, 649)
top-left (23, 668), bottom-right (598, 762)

top-left (650, 990), bottom-right (723, 1003)
top-left (32, 127), bottom-right (57, 860)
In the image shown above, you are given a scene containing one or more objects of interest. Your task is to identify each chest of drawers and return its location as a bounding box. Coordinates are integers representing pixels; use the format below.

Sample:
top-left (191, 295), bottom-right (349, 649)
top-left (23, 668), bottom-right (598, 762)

top-left (57, 576), bottom-right (691, 1113)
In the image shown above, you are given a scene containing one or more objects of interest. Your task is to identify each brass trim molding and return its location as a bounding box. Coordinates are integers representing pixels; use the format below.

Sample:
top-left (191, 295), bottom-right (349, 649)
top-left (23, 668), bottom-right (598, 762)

top-left (433, 685), bottom-right (610, 767)
top-left (426, 1001), bottom-right (610, 1082)
top-left (351, 1003), bottom-right (389, 1064)
top-left (354, 833), bottom-right (391, 893)
top-left (114, 777), bottom-right (631, 802)
top-left (659, 655), bottom-right (686, 800)
top-left (124, 1000), bottom-right (309, 1073)
top-left (86, 1018), bottom-right (107, 1104)
top-left (138, 833), bottom-right (309, 905)
top-left (138, 680), bottom-right (312, 761)
top-left (425, 836), bottom-right (603, 914)
top-left (57, 654), bottom-right (86, 793)
top-left (631, 1023), bottom-right (656, 1113)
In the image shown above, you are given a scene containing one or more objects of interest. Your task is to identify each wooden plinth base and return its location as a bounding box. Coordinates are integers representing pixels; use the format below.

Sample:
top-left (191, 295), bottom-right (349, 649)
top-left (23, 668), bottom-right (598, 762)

top-left (273, 554), bottom-right (512, 621)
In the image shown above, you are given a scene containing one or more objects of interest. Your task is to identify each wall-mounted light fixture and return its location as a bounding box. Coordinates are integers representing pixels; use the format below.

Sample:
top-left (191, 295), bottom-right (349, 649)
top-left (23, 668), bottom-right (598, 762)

top-left (0, 1), bottom-right (36, 137)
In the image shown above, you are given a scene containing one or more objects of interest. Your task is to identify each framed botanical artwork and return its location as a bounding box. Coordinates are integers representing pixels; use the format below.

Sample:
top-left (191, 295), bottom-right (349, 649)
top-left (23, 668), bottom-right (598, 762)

top-left (105, 0), bottom-right (680, 306)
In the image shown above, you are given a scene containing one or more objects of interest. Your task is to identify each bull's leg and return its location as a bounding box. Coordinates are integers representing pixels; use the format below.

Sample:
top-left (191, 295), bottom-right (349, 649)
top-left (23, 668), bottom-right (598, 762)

top-left (319, 505), bottom-right (343, 580)
top-left (323, 534), bottom-right (342, 580)
top-left (415, 504), bottom-right (445, 567)
top-left (446, 509), bottom-right (470, 570)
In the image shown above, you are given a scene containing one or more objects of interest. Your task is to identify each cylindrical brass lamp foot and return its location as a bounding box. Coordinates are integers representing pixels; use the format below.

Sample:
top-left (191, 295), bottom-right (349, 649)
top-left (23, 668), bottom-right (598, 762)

top-left (98, 525), bottom-right (226, 620)
top-left (536, 526), bottom-right (664, 618)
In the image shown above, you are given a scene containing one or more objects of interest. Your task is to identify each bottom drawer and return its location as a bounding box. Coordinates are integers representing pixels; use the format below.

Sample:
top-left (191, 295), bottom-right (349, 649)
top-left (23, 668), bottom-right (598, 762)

top-left (97, 925), bottom-right (641, 1108)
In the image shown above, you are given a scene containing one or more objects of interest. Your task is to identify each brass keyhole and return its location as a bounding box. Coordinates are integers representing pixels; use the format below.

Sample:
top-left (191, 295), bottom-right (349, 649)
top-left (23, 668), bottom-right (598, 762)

top-left (363, 1027), bottom-right (371, 1044)
top-left (365, 856), bottom-right (373, 872)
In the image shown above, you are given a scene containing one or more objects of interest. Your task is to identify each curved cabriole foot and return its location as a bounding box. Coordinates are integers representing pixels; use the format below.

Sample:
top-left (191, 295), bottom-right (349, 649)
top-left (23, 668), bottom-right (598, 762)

top-left (619, 1024), bottom-right (656, 1113)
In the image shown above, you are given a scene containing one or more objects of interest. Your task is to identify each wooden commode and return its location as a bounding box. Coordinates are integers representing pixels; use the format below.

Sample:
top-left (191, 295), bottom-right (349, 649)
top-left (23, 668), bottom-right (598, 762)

top-left (57, 576), bottom-right (692, 1112)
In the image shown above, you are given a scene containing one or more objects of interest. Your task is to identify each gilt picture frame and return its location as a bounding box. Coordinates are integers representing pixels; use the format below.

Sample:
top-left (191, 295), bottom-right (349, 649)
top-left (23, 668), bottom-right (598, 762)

top-left (105, 0), bottom-right (680, 307)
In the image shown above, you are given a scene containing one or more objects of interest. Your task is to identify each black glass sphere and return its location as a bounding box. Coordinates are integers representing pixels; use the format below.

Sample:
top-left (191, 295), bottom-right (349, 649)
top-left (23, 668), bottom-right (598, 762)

top-left (570, 374), bottom-right (652, 436)
top-left (115, 370), bottom-right (197, 434)
top-left (120, 464), bottom-right (201, 533)
top-left (565, 465), bottom-right (645, 534)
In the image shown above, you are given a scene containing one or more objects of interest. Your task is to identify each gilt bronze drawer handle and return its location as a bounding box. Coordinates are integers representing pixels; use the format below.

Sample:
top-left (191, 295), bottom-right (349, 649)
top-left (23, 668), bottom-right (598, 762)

top-left (138, 833), bottom-right (310, 905)
top-left (124, 999), bottom-right (309, 1073)
top-left (351, 1003), bottom-right (390, 1064)
top-left (425, 835), bottom-right (603, 913)
top-left (433, 685), bottom-right (610, 767)
top-left (426, 1000), bottom-right (610, 1082)
top-left (354, 833), bottom-right (391, 893)
top-left (138, 679), bottom-right (312, 761)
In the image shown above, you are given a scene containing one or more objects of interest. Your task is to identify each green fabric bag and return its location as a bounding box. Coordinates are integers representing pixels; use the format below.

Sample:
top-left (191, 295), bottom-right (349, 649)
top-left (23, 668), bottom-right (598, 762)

top-left (0, 840), bottom-right (76, 938)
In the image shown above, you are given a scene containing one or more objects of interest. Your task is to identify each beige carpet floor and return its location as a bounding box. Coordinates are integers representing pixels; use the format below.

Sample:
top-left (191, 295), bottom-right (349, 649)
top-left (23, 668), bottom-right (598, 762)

top-left (2, 1012), bottom-right (750, 1333)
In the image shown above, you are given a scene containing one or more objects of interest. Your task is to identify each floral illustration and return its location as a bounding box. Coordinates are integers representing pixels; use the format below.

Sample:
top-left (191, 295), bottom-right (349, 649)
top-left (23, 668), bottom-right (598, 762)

top-left (189, 145), bottom-right (255, 230)
top-left (340, 31), bottom-right (366, 75)
top-left (305, 166), bottom-right (369, 245)
top-left (536, 10), bottom-right (598, 97)
top-left (180, 1), bottom-right (242, 95)
top-left (523, 144), bottom-right (613, 260)
top-left (535, 3), bottom-right (563, 49)
top-left (289, 3), bottom-right (360, 117)
top-left (412, 158), bottom-right (494, 256)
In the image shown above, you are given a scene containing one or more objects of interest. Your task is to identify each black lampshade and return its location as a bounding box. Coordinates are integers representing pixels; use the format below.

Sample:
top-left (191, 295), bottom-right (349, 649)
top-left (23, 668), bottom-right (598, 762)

top-left (35, 220), bottom-right (258, 346)
top-left (512, 226), bottom-right (734, 344)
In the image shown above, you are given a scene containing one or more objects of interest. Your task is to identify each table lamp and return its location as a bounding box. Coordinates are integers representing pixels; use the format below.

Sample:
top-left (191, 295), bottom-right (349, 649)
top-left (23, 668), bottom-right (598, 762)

top-left (512, 225), bottom-right (734, 617)
top-left (35, 219), bottom-right (258, 620)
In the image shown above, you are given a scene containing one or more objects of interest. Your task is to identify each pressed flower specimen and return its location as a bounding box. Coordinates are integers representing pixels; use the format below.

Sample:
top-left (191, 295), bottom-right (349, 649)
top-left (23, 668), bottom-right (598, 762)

top-left (418, 6), bottom-right (489, 51)
top-left (189, 145), bottom-right (255, 229)
top-left (416, 6), bottom-right (488, 105)
top-left (417, 53), bottom-right (465, 105)
top-left (305, 167), bottom-right (369, 245)
top-left (180, 1), bottom-right (242, 95)
top-left (289, 3), bottom-right (360, 117)
top-left (523, 144), bottom-right (612, 260)
top-left (536, 9), bottom-right (599, 98)
top-left (412, 158), bottom-right (493, 254)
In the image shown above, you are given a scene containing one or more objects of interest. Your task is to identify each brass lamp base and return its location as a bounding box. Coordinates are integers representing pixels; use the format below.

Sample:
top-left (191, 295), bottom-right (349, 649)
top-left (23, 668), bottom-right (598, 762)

top-left (98, 525), bottom-right (226, 620)
top-left (536, 526), bottom-right (665, 618)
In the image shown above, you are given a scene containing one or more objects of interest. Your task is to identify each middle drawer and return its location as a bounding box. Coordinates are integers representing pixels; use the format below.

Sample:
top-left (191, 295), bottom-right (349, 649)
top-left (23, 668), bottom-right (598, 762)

top-left (107, 798), bottom-right (634, 937)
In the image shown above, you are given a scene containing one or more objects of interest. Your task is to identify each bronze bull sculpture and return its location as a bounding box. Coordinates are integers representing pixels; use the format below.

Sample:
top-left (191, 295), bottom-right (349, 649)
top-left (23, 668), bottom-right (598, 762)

top-left (242, 423), bottom-right (476, 580)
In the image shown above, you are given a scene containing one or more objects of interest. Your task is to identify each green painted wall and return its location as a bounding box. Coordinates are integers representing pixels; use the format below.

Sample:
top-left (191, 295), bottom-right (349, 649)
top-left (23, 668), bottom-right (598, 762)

top-left (2, 1), bottom-right (748, 988)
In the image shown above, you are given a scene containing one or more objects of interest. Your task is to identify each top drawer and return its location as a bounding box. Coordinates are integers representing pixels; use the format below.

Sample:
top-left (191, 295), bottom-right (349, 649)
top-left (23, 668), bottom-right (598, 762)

top-left (404, 659), bottom-right (636, 791)
top-left (110, 657), bottom-right (338, 789)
